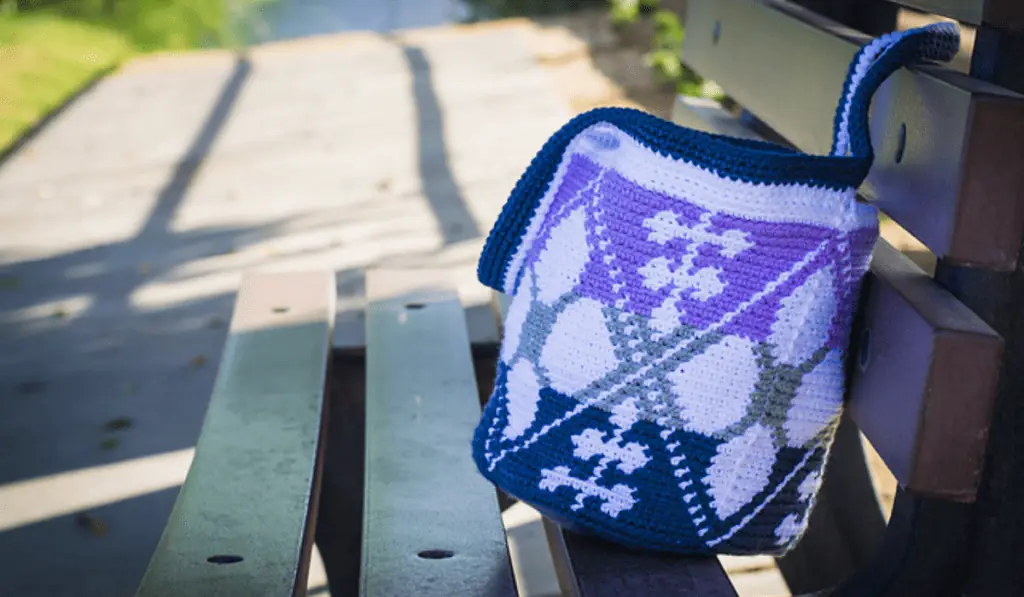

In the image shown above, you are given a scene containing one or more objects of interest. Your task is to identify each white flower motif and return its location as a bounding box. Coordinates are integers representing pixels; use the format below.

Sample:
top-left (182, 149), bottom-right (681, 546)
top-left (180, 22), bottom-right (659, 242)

top-left (572, 429), bottom-right (650, 475)
top-left (539, 468), bottom-right (638, 518)
top-left (644, 211), bottom-right (752, 257)
top-left (639, 211), bottom-right (752, 304)
top-left (538, 399), bottom-right (651, 518)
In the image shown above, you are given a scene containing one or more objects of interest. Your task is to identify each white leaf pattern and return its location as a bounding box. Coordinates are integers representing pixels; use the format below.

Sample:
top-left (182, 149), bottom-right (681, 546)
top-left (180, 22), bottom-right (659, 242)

top-left (705, 424), bottom-right (776, 520)
top-left (769, 267), bottom-right (837, 366)
top-left (669, 336), bottom-right (759, 436)
top-left (785, 351), bottom-right (844, 447)
top-left (533, 207), bottom-right (590, 304)
top-left (540, 298), bottom-right (618, 396)
top-left (503, 360), bottom-right (541, 440)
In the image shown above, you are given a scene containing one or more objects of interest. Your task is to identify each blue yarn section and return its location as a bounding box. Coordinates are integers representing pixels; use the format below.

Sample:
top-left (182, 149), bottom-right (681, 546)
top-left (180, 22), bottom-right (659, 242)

top-left (831, 23), bottom-right (960, 158)
top-left (475, 107), bottom-right (871, 292)
top-left (472, 363), bottom-right (827, 555)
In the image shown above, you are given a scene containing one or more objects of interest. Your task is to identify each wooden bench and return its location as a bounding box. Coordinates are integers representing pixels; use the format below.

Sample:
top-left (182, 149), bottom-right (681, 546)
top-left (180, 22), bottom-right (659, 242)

top-left (135, 1), bottom-right (1024, 595)
top-left (135, 267), bottom-right (736, 597)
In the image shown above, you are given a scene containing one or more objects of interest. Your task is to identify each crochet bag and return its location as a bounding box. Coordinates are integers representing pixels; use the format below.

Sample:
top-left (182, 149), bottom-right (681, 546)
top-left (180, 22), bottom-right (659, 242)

top-left (472, 23), bottom-right (960, 555)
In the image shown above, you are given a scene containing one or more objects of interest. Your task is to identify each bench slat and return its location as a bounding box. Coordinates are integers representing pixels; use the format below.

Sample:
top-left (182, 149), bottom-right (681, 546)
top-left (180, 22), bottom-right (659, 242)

top-left (490, 291), bottom-right (736, 597)
top-left (672, 95), bottom-right (1004, 501)
top-left (544, 520), bottom-right (739, 597)
top-left (892, 1), bottom-right (1024, 28)
top-left (137, 271), bottom-right (335, 597)
top-left (682, 0), bottom-right (1024, 270)
top-left (850, 240), bottom-right (1003, 501)
top-left (362, 269), bottom-right (517, 597)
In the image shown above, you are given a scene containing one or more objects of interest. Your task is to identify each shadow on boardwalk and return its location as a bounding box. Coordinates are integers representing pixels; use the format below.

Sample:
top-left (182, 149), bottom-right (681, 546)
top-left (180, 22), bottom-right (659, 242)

top-left (0, 40), bottom-right (488, 597)
top-left (0, 12), bottom-right (680, 597)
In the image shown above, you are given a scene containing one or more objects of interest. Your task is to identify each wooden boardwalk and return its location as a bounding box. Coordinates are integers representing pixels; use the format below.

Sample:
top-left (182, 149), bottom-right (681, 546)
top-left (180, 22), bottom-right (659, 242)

top-left (0, 11), bottom-right (894, 596)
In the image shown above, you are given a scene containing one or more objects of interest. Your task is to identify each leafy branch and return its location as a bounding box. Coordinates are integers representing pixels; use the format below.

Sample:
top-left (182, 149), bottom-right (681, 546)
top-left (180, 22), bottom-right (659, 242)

top-left (608, 0), bottom-right (722, 99)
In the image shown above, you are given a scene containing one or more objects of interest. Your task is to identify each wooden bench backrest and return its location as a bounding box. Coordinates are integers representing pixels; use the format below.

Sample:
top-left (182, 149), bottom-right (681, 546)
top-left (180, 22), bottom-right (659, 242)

top-left (679, 0), bottom-right (1010, 503)
top-left (685, 0), bottom-right (1024, 270)
top-left (890, 1), bottom-right (1024, 27)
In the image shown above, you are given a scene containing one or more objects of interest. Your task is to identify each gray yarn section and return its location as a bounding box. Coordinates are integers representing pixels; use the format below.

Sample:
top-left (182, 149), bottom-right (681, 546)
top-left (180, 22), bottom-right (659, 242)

top-left (501, 266), bottom-right (839, 449)
top-left (502, 254), bottom-right (843, 451)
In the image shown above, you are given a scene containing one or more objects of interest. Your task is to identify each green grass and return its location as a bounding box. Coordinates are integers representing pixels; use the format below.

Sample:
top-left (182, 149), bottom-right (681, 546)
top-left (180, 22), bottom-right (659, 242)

top-left (0, 13), bottom-right (132, 151)
top-left (0, 0), bottom-right (276, 153)
top-left (11, 0), bottom-right (250, 50)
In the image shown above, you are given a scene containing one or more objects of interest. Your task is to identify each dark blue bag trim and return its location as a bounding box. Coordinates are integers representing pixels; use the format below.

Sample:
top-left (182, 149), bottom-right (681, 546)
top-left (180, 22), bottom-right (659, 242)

top-left (477, 107), bottom-right (869, 291)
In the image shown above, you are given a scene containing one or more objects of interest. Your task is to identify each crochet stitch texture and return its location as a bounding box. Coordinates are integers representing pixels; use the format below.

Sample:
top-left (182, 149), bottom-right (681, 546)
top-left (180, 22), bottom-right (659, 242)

top-left (473, 23), bottom-right (960, 555)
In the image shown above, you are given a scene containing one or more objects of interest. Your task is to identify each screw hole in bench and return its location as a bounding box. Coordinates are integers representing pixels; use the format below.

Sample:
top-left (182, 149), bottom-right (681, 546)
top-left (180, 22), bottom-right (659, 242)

top-left (895, 123), bottom-right (907, 164)
top-left (271, 306), bottom-right (290, 314)
top-left (405, 303), bottom-right (426, 310)
top-left (858, 328), bottom-right (872, 372)
top-left (417, 549), bottom-right (454, 560)
top-left (207, 555), bottom-right (244, 565)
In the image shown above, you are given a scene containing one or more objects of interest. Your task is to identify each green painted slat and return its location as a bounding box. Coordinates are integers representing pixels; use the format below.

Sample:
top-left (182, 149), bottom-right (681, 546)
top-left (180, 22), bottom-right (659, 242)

top-left (361, 270), bottom-right (517, 597)
top-left (137, 271), bottom-right (335, 597)
top-left (682, 0), bottom-right (1024, 270)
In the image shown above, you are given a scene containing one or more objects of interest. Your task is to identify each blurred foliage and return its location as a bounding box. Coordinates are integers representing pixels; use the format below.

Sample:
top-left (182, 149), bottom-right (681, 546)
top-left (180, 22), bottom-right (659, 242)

top-left (607, 0), bottom-right (721, 99)
top-left (0, 13), bottom-right (131, 150)
top-left (608, 0), bottom-right (658, 25)
top-left (3, 0), bottom-right (274, 49)
top-left (0, 0), bottom-right (270, 152)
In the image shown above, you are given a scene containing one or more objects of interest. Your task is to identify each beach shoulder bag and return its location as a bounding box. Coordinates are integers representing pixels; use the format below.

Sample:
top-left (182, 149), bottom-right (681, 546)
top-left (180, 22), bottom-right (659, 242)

top-left (472, 22), bottom-right (959, 555)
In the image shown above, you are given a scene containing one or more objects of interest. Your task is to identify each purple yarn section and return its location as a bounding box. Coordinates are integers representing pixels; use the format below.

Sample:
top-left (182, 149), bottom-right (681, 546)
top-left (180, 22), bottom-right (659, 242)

top-left (516, 155), bottom-right (601, 291)
top-left (518, 153), bottom-right (875, 345)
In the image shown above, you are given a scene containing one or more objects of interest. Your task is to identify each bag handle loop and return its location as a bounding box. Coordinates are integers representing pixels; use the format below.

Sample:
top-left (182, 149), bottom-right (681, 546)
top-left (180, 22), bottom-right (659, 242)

top-left (831, 22), bottom-right (960, 160)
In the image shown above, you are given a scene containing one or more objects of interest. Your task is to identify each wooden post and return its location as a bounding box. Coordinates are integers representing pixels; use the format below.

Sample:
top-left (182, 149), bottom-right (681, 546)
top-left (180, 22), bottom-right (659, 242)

top-left (932, 24), bottom-right (1024, 597)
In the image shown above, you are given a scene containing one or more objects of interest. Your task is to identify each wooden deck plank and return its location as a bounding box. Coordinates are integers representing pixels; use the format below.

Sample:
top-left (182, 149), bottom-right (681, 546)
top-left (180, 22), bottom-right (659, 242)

top-left (362, 269), bottom-right (517, 597)
top-left (136, 271), bottom-right (335, 597)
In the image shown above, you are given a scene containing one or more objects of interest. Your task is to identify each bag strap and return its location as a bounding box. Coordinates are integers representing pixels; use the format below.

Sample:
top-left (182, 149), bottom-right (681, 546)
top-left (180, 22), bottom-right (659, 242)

top-left (831, 22), bottom-right (960, 160)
